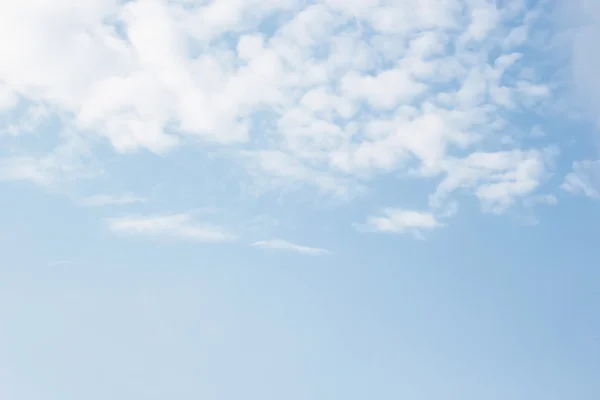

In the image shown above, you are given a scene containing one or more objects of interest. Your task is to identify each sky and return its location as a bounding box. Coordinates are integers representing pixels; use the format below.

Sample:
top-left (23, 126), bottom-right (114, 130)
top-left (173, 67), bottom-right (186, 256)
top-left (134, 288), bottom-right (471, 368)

top-left (0, 0), bottom-right (599, 399)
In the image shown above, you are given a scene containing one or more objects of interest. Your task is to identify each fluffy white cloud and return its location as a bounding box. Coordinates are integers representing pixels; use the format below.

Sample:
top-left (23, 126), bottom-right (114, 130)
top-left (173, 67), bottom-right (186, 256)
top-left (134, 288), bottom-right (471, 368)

top-left (561, 160), bottom-right (600, 200)
top-left (0, 0), bottom-right (575, 238)
top-left (252, 239), bottom-right (330, 255)
top-left (107, 214), bottom-right (234, 242)
top-left (360, 208), bottom-right (442, 239)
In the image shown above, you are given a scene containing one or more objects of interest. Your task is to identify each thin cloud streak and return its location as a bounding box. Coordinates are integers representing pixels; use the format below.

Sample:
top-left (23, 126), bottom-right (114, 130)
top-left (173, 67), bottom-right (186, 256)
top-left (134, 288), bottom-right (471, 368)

top-left (252, 239), bottom-right (330, 255)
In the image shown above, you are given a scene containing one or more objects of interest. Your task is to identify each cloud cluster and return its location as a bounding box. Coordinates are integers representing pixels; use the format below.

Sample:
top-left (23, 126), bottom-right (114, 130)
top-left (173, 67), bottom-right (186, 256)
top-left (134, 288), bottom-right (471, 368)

top-left (0, 0), bottom-right (594, 243)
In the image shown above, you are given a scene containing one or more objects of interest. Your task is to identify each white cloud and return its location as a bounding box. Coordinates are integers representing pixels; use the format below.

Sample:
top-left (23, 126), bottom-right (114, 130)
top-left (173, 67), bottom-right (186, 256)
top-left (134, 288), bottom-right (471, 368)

top-left (80, 194), bottom-right (147, 207)
top-left (0, 0), bottom-right (570, 233)
top-left (252, 239), bottom-right (330, 255)
top-left (561, 160), bottom-right (600, 200)
top-left (360, 208), bottom-right (443, 239)
top-left (430, 147), bottom-right (558, 214)
top-left (107, 214), bottom-right (234, 242)
top-left (0, 156), bottom-right (56, 185)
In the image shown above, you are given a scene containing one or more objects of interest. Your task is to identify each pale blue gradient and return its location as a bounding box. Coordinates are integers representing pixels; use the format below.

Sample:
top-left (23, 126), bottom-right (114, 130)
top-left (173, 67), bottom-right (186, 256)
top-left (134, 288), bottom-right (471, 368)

top-left (1, 178), bottom-right (600, 400)
top-left (1, 0), bottom-right (600, 399)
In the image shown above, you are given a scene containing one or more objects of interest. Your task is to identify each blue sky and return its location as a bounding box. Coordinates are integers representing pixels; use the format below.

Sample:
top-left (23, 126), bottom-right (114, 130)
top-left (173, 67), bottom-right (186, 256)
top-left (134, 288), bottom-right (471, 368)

top-left (1, 0), bottom-right (600, 399)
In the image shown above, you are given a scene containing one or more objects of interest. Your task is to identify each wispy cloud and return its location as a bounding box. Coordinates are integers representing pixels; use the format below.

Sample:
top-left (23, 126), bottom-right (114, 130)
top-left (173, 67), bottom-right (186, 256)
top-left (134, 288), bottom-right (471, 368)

top-left (252, 239), bottom-right (330, 256)
top-left (47, 260), bottom-right (71, 267)
top-left (107, 214), bottom-right (234, 242)
top-left (80, 194), bottom-right (147, 207)
top-left (559, 0), bottom-right (600, 128)
top-left (561, 160), bottom-right (600, 200)
top-left (523, 194), bottom-right (558, 208)
top-left (359, 208), bottom-right (443, 239)
top-left (0, 132), bottom-right (99, 187)
top-left (0, 156), bottom-right (56, 186)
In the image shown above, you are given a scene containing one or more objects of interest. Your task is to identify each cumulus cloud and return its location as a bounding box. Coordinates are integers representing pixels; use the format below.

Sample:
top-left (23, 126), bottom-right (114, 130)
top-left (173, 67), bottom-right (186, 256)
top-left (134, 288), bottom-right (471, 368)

top-left (0, 0), bottom-right (578, 237)
top-left (252, 239), bottom-right (330, 255)
top-left (359, 208), bottom-right (443, 239)
top-left (107, 214), bottom-right (234, 242)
